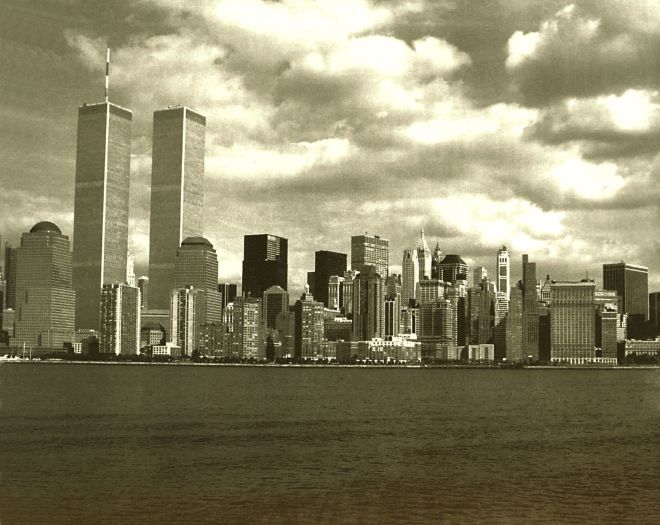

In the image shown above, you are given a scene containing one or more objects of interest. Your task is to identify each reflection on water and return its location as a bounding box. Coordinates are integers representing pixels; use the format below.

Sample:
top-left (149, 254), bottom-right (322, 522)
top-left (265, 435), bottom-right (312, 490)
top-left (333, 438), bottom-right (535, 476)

top-left (1, 364), bottom-right (659, 524)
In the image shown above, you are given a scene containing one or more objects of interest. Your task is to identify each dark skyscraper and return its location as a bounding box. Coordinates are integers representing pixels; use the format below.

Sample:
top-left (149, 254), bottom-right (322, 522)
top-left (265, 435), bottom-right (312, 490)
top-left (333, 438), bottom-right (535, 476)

top-left (603, 262), bottom-right (648, 338)
top-left (218, 283), bottom-right (238, 310)
top-left (72, 101), bottom-right (132, 330)
top-left (148, 106), bottom-right (206, 310)
top-left (242, 234), bottom-right (287, 298)
top-left (314, 250), bottom-right (347, 307)
top-left (602, 262), bottom-right (648, 319)
top-left (650, 292), bottom-right (660, 327)
top-left (352, 266), bottom-right (384, 341)
top-left (522, 254), bottom-right (539, 360)
top-left (436, 254), bottom-right (468, 283)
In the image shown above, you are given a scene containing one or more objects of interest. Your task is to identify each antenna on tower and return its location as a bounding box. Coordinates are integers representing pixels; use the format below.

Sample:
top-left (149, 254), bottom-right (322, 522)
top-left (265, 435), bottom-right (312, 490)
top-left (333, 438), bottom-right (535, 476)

top-left (104, 48), bottom-right (110, 102)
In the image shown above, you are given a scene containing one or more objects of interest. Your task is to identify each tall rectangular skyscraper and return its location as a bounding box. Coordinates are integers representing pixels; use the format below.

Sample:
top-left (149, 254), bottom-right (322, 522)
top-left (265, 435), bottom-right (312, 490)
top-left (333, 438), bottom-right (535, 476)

top-left (603, 262), bottom-right (648, 338)
top-left (72, 102), bottom-right (132, 330)
top-left (602, 262), bottom-right (648, 319)
top-left (148, 107), bottom-right (206, 310)
top-left (351, 234), bottom-right (389, 278)
top-left (314, 250), bottom-right (347, 307)
top-left (242, 234), bottom-right (288, 298)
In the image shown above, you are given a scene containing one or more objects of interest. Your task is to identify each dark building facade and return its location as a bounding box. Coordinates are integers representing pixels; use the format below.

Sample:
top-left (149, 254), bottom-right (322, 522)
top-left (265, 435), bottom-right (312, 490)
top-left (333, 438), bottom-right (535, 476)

top-left (242, 234), bottom-right (288, 298)
top-left (314, 250), bottom-right (347, 307)
top-left (522, 254), bottom-right (539, 360)
top-left (218, 283), bottom-right (238, 310)
top-left (436, 254), bottom-right (468, 283)
top-left (603, 262), bottom-right (648, 338)
top-left (651, 292), bottom-right (660, 327)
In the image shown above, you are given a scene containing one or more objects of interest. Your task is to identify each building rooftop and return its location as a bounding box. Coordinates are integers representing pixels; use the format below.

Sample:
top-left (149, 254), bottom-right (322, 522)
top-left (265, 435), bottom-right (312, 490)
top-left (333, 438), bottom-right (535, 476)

top-left (29, 221), bottom-right (62, 234)
top-left (180, 237), bottom-right (214, 248)
top-left (439, 254), bottom-right (466, 265)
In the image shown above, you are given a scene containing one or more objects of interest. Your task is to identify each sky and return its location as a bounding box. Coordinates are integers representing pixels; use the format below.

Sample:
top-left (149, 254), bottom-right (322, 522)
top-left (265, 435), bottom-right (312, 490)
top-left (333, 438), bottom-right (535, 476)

top-left (1, 0), bottom-right (659, 297)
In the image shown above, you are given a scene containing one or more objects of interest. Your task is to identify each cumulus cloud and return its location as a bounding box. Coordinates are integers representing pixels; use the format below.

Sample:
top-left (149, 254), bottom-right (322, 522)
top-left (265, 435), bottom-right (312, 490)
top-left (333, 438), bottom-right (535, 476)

top-left (506, 3), bottom-right (660, 106)
top-left (3, 0), bottom-right (658, 293)
top-left (527, 89), bottom-right (660, 158)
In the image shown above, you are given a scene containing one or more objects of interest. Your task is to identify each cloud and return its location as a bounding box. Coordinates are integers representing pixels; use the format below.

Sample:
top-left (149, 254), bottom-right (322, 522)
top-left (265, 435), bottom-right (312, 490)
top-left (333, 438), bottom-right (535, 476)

top-left (505, 3), bottom-right (660, 106)
top-left (527, 89), bottom-right (660, 158)
top-left (4, 0), bottom-right (658, 295)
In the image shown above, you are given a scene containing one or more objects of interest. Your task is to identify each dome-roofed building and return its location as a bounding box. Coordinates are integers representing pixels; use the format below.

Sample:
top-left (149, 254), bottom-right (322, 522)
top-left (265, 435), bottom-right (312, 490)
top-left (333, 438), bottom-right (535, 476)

top-left (180, 236), bottom-right (213, 248)
top-left (29, 221), bottom-right (62, 235)
top-left (14, 221), bottom-right (74, 354)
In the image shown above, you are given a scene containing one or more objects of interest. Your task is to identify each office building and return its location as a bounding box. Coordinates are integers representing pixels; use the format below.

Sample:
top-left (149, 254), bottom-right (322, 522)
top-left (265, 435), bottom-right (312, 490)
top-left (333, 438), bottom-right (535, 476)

top-left (550, 280), bottom-right (596, 363)
top-left (14, 222), bottom-right (75, 352)
top-left (522, 254), bottom-right (539, 360)
top-left (416, 229), bottom-right (431, 280)
top-left (174, 237), bottom-right (222, 324)
top-left (651, 292), bottom-right (660, 327)
top-left (294, 286), bottom-right (325, 360)
top-left (341, 270), bottom-right (357, 316)
top-left (467, 279), bottom-right (496, 345)
top-left (418, 297), bottom-right (458, 360)
top-left (401, 249), bottom-right (419, 307)
top-left (436, 255), bottom-right (468, 284)
top-left (99, 283), bottom-right (140, 355)
top-left (473, 267), bottom-right (487, 288)
top-left (417, 279), bottom-right (447, 305)
top-left (603, 262), bottom-right (648, 339)
top-left (148, 106), bottom-right (206, 310)
top-left (384, 295), bottom-right (401, 341)
top-left (219, 283), bottom-right (238, 311)
top-left (263, 285), bottom-right (289, 330)
top-left (72, 101), bottom-right (132, 330)
top-left (126, 253), bottom-right (135, 287)
top-left (496, 246), bottom-right (510, 301)
top-left (242, 234), bottom-right (287, 298)
top-left (352, 266), bottom-right (384, 341)
top-left (314, 251), bottom-right (347, 307)
top-left (232, 296), bottom-right (263, 359)
top-left (505, 285), bottom-right (524, 361)
top-left (137, 276), bottom-right (149, 310)
top-left (351, 234), bottom-right (388, 278)
top-left (431, 243), bottom-right (443, 280)
top-left (327, 275), bottom-right (344, 311)
top-left (170, 286), bottom-right (205, 356)
top-left (4, 244), bottom-right (17, 309)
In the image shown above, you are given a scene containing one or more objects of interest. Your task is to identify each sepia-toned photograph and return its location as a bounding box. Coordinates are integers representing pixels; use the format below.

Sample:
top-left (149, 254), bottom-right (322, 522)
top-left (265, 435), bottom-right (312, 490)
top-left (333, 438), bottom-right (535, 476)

top-left (1, 1), bottom-right (659, 523)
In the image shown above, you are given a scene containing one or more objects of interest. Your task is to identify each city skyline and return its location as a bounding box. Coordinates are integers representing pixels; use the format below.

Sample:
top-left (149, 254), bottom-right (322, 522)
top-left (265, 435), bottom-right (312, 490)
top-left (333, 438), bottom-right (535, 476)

top-left (1, 1), bottom-right (660, 298)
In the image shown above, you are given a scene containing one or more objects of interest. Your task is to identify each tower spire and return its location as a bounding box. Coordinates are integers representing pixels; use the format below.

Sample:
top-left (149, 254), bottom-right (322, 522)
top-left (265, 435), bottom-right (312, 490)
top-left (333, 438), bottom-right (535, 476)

top-left (105, 48), bottom-right (110, 102)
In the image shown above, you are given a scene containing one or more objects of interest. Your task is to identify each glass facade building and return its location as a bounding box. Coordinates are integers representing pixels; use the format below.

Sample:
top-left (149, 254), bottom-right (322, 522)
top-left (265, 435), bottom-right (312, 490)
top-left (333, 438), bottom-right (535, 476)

top-left (72, 102), bottom-right (132, 330)
top-left (148, 107), bottom-right (206, 310)
top-left (14, 222), bottom-right (75, 351)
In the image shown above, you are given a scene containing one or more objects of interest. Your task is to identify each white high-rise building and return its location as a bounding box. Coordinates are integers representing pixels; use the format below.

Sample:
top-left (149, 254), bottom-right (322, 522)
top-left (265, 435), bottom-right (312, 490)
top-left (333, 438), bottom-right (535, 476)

top-left (416, 229), bottom-right (431, 280)
top-left (100, 283), bottom-right (140, 355)
top-left (496, 246), bottom-right (510, 301)
top-left (401, 249), bottom-right (419, 307)
top-left (126, 253), bottom-right (135, 287)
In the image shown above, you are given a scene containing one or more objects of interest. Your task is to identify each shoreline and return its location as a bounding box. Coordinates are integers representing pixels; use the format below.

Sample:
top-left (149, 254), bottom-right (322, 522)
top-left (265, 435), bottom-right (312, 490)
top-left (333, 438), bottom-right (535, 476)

top-left (2, 359), bottom-right (659, 370)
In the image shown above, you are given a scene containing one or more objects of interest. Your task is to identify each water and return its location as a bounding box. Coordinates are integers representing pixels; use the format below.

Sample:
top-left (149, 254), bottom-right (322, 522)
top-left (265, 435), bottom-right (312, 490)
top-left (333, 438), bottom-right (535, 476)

top-left (1, 363), bottom-right (659, 524)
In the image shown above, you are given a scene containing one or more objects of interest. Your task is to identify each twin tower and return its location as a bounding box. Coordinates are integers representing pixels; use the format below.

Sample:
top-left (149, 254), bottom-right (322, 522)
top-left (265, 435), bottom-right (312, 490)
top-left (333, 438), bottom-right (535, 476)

top-left (72, 100), bottom-right (206, 330)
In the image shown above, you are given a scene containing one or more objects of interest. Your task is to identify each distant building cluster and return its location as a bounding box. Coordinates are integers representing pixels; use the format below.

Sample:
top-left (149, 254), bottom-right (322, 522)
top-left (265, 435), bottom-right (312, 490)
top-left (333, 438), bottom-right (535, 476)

top-left (0, 97), bottom-right (659, 364)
